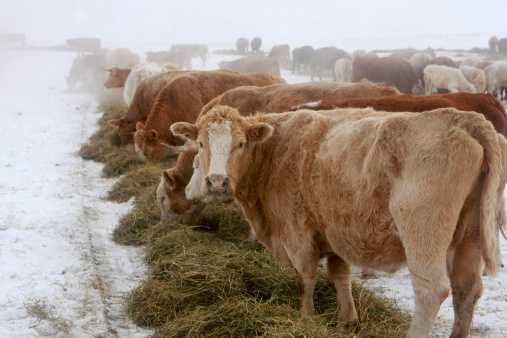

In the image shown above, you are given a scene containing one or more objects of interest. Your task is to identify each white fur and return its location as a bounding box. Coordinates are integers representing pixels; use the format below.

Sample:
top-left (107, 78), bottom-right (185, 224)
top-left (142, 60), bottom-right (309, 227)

top-left (207, 122), bottom-right (232, 177)
top-left (424, 64), bottom-right (476, 94)
top-left (185, 155), bottom-right (207, 200)
top-left (123, 62), bottom-right (164, 106)
top-left (485, 61), bottom-right (507, 97)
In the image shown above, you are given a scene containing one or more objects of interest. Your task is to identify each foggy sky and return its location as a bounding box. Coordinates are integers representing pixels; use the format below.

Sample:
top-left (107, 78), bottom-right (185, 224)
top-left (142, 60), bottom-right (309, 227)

top-left (2, 0), bottom-right (507, 49)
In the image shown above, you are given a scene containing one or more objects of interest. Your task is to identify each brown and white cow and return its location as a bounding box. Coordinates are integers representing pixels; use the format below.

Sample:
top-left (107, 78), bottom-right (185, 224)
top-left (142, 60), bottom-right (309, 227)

top-left (133, 70), bottom-right (284, 161)
top-left (157, 81), bottom-right (401, 221)
top-left (171, 105), bottom-right (503, 338)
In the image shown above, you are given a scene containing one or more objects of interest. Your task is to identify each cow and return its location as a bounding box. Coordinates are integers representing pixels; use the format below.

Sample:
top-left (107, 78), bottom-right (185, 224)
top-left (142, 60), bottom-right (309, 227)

top-left (310, 47), bottom-right (349, 80)
top-left (219, 56), bottom-right (281, 76)
top-left (251, 37), bottom-right (262, 53)
top-left (67, 53), bottom-right (106, 92)
top-left (268, 44), bottom-right (291, 69)
top-left (424, 65), bottom-right (476, 95)
top-left (236, 38), bottom-right (249, 54)
top-left (109, 70), bottom-right (188, 145)
top-left (353, 55), bottom-right (419, 94)
top-left (103, 48), bottom-right (140, 69)
top-left (170, 104), bottom-right (503, 338)
top-left (334, 58), bottom-right (353, 82)
top-left (133, 71), bottom-right (284, 161)
top-left (409, 52), bottom-right (432, 82)
top-left (429, 56), bottom-right (458, 68)
top-left (291, 93), bottom-right (507, 137)
top-left (485, 62), bottom-right (507, 100)
top-left (157, 81), bottom-right (401, 221)
top-left (292, 45), bottom-right (315, 74)
top-left (459, 65), bottom-right (486, 93)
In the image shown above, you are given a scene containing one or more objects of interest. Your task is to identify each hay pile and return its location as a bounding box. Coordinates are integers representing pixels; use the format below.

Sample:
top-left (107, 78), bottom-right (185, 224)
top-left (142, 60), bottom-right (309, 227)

top-left (80, 100), bottom-right (410, 337)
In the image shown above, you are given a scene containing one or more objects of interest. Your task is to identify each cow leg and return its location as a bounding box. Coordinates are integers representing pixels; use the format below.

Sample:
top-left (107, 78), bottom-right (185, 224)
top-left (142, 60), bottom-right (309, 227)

top-left (288, 244), bottom-right (320, 317)
top-left (327, 255), bottom-right (358, 324)
top-left (449, 239), bottom-right (483, 338)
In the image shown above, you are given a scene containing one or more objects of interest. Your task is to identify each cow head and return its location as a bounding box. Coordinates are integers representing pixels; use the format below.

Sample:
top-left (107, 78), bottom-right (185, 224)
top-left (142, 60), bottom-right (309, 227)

top-left (109, 118), bottom-right (136, 145)
top-left (104, 67), bottom-right (131, 88)
top-left (171, 106), bottom-right (273, 197)
top-left (157, 168), bottom-right (194, 221)
top-left (133, 122), bottom-right (166, 161)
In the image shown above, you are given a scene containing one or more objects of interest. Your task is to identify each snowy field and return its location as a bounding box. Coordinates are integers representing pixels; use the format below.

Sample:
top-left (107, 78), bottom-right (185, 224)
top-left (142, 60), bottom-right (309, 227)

top-left (0, 50), bottom-right (151, 338)
top-left (0, 48), bottom-right (505, 338)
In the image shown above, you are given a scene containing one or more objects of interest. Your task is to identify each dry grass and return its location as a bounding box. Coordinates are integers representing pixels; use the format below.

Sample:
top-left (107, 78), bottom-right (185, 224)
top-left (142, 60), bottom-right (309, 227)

top-left (107, 163), bottom-right (164, 203)
top-left (80, 101), bottom-right (410, 338)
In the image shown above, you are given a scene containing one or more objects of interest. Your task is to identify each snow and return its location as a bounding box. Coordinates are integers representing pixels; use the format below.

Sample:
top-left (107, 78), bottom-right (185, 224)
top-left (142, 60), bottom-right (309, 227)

top-left (0, 51), bottom-right (151, 337)
top-left (0, 47), bottom-right (505, 338)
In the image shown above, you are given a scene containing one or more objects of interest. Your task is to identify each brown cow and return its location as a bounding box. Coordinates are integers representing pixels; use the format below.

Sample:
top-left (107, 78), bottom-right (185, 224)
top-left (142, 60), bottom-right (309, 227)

top-left (157, 81), bottom-right (401, 221)
top-left (171, 105), bottom-right (503, 338)
top-left (133, 70), bottom-right (284, 161)
top-left (292, 93), bottom-right (507, 136)
top-left (352, 55), bottom-right (418, 94)
top-left (109, 70), bottom-right (187, 145)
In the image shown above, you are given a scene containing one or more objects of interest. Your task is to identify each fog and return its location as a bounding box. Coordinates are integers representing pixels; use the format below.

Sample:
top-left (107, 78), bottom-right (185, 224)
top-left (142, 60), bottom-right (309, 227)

top-left (2, 0), bottom-right (507, 50)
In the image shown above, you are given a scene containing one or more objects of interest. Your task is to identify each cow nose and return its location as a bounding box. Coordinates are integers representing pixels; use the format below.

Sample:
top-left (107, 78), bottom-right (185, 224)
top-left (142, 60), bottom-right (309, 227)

top-left (205, 174), bottom-right (229, 192)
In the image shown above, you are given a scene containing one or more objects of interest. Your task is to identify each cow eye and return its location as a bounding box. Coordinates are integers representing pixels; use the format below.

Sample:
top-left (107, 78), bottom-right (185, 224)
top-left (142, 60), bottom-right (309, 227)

top-left (199, 142), bottom-right (203, 148)
top-left (238, 141), bottom-right (245, 149)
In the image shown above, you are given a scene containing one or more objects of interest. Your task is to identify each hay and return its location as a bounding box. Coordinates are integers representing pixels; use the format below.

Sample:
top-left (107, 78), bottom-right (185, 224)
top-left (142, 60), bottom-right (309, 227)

top-left (154, 297), bottom-right (334, 338)
top-left (128, 225), bottom-right (408, 337)
top-left (107, 163), bottom-right (164, 202)
top-left (113, 185), bottom-right (160, 245)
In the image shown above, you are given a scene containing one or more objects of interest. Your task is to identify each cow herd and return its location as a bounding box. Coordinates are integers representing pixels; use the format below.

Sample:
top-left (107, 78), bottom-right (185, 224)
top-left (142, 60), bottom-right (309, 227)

top-left (70, 41), bottom-right (507, 338)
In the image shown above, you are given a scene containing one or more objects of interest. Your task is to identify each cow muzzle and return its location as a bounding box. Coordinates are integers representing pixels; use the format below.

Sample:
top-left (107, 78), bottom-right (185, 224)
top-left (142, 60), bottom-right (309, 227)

top-left (205, 174), bottom-right (230, 194)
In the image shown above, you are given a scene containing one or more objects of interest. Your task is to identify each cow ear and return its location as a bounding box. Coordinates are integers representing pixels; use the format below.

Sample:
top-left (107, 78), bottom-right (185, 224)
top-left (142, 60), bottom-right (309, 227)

top-left (246, 123), bottom-right (273, 144)
top-left (163, 169), bottom-right (178, 191)
top-left (136, 122), bottom-right (145, 131)
top-left (171, 122), bottom-right (197, 141)
top-left (147, 129), bottom-right (159, 141)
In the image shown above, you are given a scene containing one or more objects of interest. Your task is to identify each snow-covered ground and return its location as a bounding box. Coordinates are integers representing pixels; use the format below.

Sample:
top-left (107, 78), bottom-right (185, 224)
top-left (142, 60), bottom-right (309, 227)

top-left (0, 51), bottom-right (151, 338)
top-left (0, 47), bottom-right (505, 338)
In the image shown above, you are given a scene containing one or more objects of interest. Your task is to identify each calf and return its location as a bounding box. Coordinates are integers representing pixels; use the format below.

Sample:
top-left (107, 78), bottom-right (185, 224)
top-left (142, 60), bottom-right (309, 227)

top-left (171, 105), bottom-right (503, 338)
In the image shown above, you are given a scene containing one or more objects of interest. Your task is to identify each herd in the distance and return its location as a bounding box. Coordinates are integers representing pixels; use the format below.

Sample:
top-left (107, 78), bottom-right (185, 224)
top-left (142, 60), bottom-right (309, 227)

top-left (69, 36), bottom-right (507, 338)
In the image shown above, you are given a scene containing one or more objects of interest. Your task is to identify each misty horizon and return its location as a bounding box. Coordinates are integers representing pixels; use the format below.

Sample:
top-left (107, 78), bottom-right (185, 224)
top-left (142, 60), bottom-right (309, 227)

top-left (2, 1), bottom-right (507, 50)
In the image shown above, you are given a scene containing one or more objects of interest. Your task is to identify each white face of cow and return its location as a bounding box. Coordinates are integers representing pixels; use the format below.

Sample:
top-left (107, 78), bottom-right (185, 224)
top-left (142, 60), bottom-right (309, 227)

top-left (203, 122), bottom-right (233, 194)
top-left (185, 152), bottom-right (233, 203)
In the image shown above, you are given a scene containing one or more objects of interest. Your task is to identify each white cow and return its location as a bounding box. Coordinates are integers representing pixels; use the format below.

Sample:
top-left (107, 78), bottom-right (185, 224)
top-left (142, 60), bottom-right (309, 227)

top-left (485, 61), bottom-right (507, 99)
top-left (424, 64), bottom-right (476, 95)
top-left (123, 63), bottom-right (176, 106)
top-left (459, 65), bottom-right (486, 93)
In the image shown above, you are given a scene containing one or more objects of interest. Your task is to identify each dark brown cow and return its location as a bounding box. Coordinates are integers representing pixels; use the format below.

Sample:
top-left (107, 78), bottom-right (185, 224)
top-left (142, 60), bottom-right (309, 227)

top-left (291, 93), bottom-right (507, 136)
top-left (352, 55), bottom-right (418, 94)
